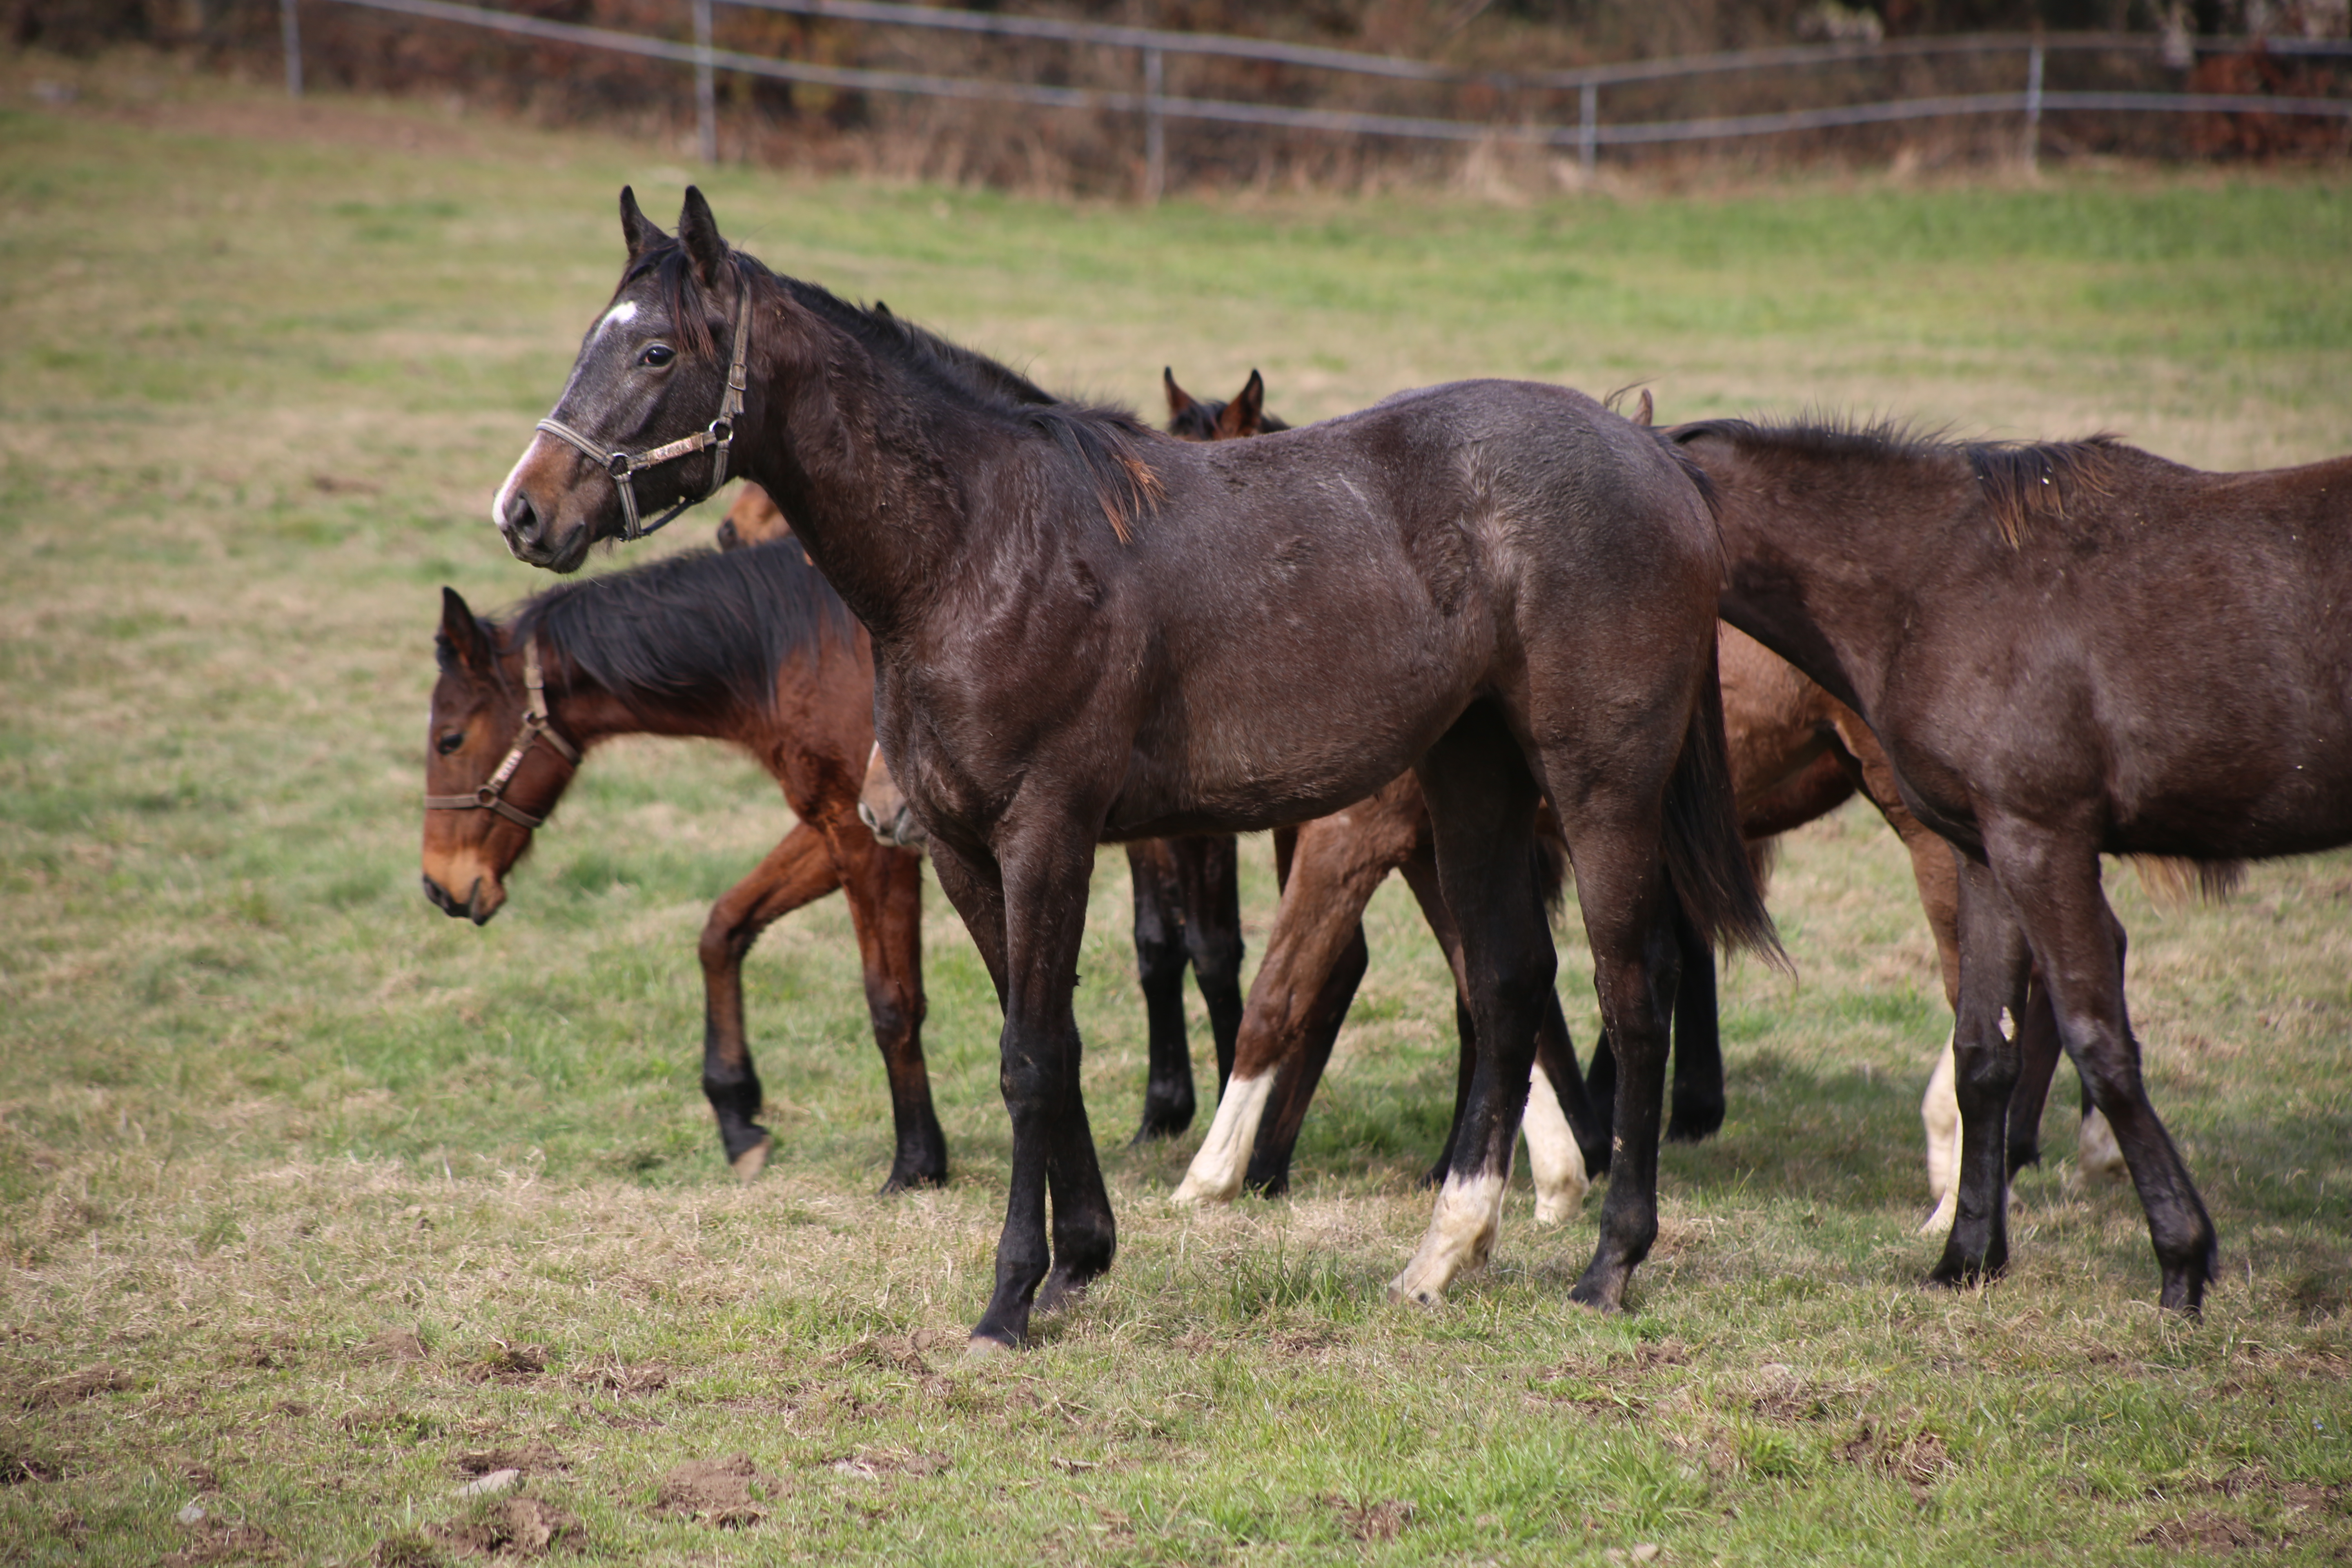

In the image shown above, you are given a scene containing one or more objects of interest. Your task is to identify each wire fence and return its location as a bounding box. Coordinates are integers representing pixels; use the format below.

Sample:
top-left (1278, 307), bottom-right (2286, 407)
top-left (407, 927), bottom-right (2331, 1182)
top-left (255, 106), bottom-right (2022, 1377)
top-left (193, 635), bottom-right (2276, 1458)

top-left (276, 0), bottom-right (2352, 198)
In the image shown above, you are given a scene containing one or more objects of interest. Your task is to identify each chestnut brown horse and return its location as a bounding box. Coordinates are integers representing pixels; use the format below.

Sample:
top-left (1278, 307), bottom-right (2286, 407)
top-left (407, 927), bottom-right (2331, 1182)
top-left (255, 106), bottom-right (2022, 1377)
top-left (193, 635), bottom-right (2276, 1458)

top-left (726, 476), bottom-right (1250, 1145)
top-left (420, 545), bottom-right (940, 1192)
top-left (493, 189), bottom-right (1777, 1348)
top-left (1674, 413), bottom-right (2341, 1312)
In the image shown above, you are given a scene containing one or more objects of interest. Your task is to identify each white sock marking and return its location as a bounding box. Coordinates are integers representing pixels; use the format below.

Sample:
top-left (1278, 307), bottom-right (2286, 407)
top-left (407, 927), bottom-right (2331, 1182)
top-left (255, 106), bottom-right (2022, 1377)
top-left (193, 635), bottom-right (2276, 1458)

top-left (1921, 1031), bottom-right (1960, 1234)
top-left (1522, 1061), bottom-right (1587, 1225)
top-left (1170, 1071), bottom-right (1274, 1205)
top-left (1388, 1167), bottom-right (1507, 1305)
top-left (2078, 1107), bottom-right (2126, 1181)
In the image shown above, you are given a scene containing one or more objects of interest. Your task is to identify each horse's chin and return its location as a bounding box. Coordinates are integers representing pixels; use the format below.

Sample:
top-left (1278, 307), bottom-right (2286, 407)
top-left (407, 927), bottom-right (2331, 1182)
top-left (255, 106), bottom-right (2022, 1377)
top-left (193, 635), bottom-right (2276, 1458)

top-left (502, 515), bottom-right (603, 575)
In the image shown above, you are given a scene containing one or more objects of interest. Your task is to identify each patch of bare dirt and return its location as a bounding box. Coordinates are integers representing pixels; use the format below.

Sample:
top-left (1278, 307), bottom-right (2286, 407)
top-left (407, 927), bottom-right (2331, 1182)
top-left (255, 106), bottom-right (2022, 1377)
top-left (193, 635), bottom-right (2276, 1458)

top-left (424, 1498), bottom-right (582, 1559)
top-left (1327, 1494), bottom-right (1415, 1542)
top-left (21, 1365), bottom-right (131, 1408)
top-left (457, 1441), bottom-right (566, 1478)
top-left (1835, 1419), bottom-right (1955, 1501)
top-left (355, 1329), bottom-right (428, 1365)
top-left (2134, 1512), bottom-right (2267, 1552)
top-left (834, 1332), bottom-right (947, 1374)
top-left (650, 1455), bottom-right (780, 1527)
top-left (160, 1521), bottom-right (281, 1565)
top-left (569, 1356), bottom-right (670, 1395)
top-left (466, 1345), bottom-right (548, 1385)
top-left (1, 1450), bottom-right (57, 1484)
top-left (369, 1535), bottom-right (444, 1568)
top-left (829, 1448), bottom-right (951, 1481)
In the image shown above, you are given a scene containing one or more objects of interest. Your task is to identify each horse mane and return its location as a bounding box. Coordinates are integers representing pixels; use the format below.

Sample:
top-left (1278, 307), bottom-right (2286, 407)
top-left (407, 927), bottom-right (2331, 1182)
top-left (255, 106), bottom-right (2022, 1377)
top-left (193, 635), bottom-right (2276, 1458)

top-left (625, 239), bottom-right (1163, 543)
top-left (504, 541), bottom-right (857, 721)
top-left (1670, 416), bottom-right (2129, 547)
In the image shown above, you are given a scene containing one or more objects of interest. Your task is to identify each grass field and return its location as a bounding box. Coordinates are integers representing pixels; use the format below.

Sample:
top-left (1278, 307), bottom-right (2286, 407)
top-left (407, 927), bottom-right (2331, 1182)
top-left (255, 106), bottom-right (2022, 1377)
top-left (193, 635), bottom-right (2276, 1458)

top-left (2, 48), bottom-right (2349, 1566)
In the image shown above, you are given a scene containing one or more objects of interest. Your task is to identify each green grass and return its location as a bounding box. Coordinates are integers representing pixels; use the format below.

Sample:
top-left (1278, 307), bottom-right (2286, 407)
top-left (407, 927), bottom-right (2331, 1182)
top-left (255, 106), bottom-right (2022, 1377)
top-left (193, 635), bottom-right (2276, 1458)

top-left (1, 48), bottom-right (2348, 1566)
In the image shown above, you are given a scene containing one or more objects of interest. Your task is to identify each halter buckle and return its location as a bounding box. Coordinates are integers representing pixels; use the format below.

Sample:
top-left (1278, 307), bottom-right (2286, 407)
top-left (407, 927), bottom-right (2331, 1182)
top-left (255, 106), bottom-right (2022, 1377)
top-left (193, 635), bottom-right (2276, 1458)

top-left (605, 451), bottom-right (635, 479)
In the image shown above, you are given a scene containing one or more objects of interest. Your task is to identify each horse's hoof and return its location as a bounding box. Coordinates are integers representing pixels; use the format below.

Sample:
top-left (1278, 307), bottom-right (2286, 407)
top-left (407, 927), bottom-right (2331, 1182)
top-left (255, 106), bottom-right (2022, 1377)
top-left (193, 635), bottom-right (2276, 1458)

top-left (876, 1165), bottom-right (949, 1196)
top-left (729, 1138), bottom-right (771, 1183)
top-left (965, 1333), bottom-right (1017, 1360)
top-left (1384, 1275), bottom-right (1443, 1308)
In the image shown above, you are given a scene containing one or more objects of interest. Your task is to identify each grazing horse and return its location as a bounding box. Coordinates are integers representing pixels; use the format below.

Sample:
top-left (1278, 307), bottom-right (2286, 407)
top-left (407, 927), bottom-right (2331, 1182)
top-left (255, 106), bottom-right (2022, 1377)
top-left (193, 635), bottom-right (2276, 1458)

top-left (1672, 414), bottom-right (2339, 1312)
top-left (492, 188), bottom-right (1777, 1348)
top-left (419, 547), bottom-right (940, 1192)
top-left (725, 475), bottom-right (1250, 1145)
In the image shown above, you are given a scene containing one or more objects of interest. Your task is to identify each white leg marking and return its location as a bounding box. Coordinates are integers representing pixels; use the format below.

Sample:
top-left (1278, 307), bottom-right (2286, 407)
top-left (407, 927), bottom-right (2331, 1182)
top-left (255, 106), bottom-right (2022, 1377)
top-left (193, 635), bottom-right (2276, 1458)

top-left (2078, 1106), bottom-right (2126, 1182)
top-left (1388, 1167), bottom-right (1508, 1305)
top-left (1522, 1062), bottom-right (1587, 1225)
top-left (1170, 1071), bottom-right (1274, 1206)
top-left (1920, 1031), bottom-right (1960, 1234)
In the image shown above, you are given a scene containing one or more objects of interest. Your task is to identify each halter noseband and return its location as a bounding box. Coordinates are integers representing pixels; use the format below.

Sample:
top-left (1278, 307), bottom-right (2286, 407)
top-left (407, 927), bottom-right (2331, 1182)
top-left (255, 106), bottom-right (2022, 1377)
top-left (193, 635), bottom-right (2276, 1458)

top-left (424, 637), bottom-right (580, 831)
top-left (535, 261), bottom-right (755, 542)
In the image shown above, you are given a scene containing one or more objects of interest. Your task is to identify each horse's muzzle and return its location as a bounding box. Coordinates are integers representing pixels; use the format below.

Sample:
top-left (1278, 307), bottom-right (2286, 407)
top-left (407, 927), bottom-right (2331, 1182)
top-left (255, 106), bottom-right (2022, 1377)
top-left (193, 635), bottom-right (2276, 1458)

top-left (420, 872), bottom-right (500, 926)
top-left (858, 800), bottom-right (927, 849)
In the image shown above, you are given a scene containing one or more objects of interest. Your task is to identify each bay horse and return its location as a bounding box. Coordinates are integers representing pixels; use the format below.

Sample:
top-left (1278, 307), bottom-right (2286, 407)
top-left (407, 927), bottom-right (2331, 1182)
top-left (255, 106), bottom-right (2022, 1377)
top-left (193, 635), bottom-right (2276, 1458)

top-left (1671, 413), bottom-right (2340, 1313)
top-left (725, 475), bottom-right (1250, 1145)
top-left (419, 544), bottom-right (940, 1192)
top-left (492, 187), bottom-right (1777, 1349)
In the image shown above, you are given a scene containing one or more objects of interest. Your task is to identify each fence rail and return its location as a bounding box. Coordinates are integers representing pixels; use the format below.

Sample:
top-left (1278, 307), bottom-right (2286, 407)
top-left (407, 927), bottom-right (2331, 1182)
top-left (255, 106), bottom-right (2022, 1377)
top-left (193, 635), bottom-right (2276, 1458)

top-left (282, 0), bottom-right (2352, 196)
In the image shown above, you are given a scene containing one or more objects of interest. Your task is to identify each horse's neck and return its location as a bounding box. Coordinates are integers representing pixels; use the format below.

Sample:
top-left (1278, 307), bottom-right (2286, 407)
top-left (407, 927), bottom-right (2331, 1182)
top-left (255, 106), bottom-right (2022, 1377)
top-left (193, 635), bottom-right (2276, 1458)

top-left (542, 665), bottom-right (758, 751)
top-left (1715, 461), bottom-right (1931, 717)
top-left (738, 312), bottom-right (978, 637)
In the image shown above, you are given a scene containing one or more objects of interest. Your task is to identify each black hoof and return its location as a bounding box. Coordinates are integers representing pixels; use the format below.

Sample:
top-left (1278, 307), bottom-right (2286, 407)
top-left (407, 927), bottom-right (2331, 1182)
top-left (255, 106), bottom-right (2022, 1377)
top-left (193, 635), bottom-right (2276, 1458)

top-left (1242, 1170), bottom-right (1291, 1199)
top-left (1567, 1266), bottom-right (1630, 1312)
top-left (1034, 1264), bottom-right (1104, 1320)
top-left (876, 1165), bottom-right (949, 1196)
top-left (1664, 1102), bottom-right (1724, 1144)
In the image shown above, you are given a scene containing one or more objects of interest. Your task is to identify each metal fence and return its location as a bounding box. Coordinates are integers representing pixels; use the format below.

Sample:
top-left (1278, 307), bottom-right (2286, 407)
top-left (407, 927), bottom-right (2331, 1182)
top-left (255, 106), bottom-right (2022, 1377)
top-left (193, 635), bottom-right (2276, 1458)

top-left (276, 0), bottom-right (2352, 198)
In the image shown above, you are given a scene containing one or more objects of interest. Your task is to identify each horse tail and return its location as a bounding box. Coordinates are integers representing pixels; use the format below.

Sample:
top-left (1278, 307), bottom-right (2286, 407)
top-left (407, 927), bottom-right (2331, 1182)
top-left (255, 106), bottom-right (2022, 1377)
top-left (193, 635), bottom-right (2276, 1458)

top-left (1661, 642), bottom-right (1789, 972)
top-left (2128, 855), bottom-right (2245, 911)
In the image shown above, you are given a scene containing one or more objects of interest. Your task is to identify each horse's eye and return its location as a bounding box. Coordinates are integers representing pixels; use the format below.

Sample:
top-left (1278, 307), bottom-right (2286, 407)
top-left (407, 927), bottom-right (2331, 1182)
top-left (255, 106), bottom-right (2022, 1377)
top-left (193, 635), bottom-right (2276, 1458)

top-left (641, 344), bottom-right (675, 368)
top-left (436, 731), bottom-right (465, 755)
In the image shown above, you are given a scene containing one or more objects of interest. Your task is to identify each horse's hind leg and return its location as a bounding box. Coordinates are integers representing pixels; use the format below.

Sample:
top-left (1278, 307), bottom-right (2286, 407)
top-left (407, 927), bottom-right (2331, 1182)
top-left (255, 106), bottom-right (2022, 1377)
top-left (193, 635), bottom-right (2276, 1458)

top-left (1665, 895), bottom-right (1725, 1142)
top-left (830, 824), bottom-right (943, 1193)
top-left (1172, 835), bottom-right (1246, 1093)
top-left (1125, 840), bottom-right (1198, 1142)
top-left (698, 822), bottom-right (842, 1180)
top-left (1390, 707), bottom-right (1551, 1306)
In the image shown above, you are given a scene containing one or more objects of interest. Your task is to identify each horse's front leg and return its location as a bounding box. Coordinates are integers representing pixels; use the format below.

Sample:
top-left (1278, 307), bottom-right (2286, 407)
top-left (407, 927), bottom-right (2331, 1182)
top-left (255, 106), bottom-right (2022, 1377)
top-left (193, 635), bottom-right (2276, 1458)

top-left (935, 825), bottom-right (1114, 1350)
top-left (1928, 855), bottom-right (2032, 1289)
top-left (1389, 708), bottom-right (1552, 1305)
top-left (697, 822), bottom-right (841, 1180)
top-left (1124, 840), bottom-right (1198, 1142)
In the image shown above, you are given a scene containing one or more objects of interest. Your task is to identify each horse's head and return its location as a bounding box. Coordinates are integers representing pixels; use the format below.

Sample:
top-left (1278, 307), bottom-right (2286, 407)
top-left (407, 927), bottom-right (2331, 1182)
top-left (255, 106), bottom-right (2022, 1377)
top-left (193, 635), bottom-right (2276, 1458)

top-left (858, 743), bottom-right (926, 848)
top-left (1163, 368), bottom-right (1285, 442)
top-left (494, 186), bottom-right (754, 572)
top-left (420, 587), bottom-right (580, 924)
top-left (715, 482), bottom-right (793, 551)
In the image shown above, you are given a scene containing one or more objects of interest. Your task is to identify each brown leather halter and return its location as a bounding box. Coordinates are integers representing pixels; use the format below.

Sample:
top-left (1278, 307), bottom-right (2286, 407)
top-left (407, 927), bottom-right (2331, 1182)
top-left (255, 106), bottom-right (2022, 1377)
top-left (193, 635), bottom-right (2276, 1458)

top-left (534, 260), bottom-right (755, 541)
top-left (424, 638), bottom-right (579, 831)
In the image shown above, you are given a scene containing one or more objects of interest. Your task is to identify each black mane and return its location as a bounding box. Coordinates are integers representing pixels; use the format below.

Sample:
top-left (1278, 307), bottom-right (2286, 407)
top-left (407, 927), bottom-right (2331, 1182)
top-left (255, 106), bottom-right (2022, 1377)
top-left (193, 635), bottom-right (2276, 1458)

top-left (506, 541), bottom-right (856, 720)
top-left (629, 240), bottom-right (1163, 540)
top-left (1670, 416), bottom-right (2129, 545)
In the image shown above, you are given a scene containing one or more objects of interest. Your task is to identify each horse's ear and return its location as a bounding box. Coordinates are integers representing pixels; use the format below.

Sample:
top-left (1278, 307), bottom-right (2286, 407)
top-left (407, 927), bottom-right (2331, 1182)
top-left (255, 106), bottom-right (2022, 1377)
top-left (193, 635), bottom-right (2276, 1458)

top-left (1216, 370), bottom-right (1267, 439)
top-left (677, 186), bottom-right (728, 287)
top-left (437, 586), bottom-right (494, 675)
top-left (1163, 368), bottom-right (1196, 419)
top-left (1633, 388), bottom-right (1654, 427)
top-left (619, 186), bottom-right (664, 258)
top-left (872, 299), bottom-right (893, 318)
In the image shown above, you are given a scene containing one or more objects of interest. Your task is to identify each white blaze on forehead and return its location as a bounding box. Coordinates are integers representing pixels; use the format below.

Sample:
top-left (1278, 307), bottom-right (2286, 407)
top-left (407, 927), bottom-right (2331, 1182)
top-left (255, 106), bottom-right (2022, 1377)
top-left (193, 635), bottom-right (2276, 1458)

top-left (593, 300), bottom-right (638, 340)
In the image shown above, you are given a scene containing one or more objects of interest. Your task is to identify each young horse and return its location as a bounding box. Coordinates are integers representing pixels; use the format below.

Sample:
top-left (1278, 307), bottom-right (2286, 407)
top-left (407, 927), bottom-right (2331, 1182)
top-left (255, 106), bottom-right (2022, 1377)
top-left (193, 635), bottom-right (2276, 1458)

top-left (493, 188), bottom-right (1777, 1349)
top-left (420, 546), bottom-right (940, 1192)
top-left (1672, 414), bottom-right (2340, 1313)
top-left (724, 475), bottom-right (1250, 1145)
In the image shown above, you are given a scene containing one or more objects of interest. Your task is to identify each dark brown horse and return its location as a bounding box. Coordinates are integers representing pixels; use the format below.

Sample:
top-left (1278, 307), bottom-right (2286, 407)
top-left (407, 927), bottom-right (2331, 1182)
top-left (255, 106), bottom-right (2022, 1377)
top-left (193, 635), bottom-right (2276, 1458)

top-left (1673, 414), bottom-right (2341, 1312)
top-left (492, 188), bottom-right (1777, 1348)
top-left (420, 544), bottom-right (940, 1192)
top-left (727, 475), bottom-right (1251, 1145)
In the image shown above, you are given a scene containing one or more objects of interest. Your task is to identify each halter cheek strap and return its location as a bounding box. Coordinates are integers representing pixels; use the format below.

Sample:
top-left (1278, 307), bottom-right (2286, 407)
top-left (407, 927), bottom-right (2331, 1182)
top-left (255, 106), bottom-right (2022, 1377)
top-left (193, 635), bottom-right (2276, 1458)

top-left (423, 638), bottom-right (581, 831)
top-left (535, 264), bottom-right (756, 542)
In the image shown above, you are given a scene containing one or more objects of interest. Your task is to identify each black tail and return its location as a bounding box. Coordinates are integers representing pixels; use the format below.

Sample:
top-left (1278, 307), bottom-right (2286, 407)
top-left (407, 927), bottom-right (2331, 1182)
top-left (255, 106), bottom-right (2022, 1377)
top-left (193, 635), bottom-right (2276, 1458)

top-left (1661, 644), bottom-right (1787, 971)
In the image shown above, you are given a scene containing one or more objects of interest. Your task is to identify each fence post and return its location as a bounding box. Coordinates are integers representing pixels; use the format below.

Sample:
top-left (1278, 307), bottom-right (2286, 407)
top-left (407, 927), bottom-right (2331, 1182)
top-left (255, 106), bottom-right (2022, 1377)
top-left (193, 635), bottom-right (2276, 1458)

top-left (1143, 45), bottom-right (1166, 204)
top-left (693, 0), bottom-right (717, 164)
top-left (2023, 38), bottom-right (2044, 172)
top-left (1578, 80), bottom-right (1596, 174)
top-left (280, 0), bottom-right (303, 98)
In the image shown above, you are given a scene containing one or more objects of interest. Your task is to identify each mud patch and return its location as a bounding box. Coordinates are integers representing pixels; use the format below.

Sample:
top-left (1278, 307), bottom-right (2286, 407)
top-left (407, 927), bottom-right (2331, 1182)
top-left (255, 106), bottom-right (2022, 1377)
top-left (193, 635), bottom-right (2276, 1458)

top-left (160, 1521), bottom-right (280, 1565)
top-left (650, 1455), bottom-right (780, 1527)
top-left (467, 1345), bottom-right (548, 1385)
top-left (425, 1497), bottom-right (582, 1559)
top-left (1327, 1494), bottom-right (1415, 1542)
top-left (835, 1332), bottom-right (946, 1374)
top-left (21, 1364), bottom-right (131, 1408)
top-left (457, 1441), bottom-right (566, 1478)
top-left (1835, 1419), bottom-right (1954, 1501)
top-left (570, 1356), bottom-right (670, 1395)
top-left (2134, 1512), bottom-right (2266, 1552)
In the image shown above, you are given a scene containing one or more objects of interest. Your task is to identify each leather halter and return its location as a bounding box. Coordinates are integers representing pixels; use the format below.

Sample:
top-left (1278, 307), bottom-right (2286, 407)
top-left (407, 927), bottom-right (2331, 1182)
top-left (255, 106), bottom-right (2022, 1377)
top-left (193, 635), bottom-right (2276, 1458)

top-left (423, 638), bottom-right (580, 831)
top-left (535, 261), bottom-right (755, 541)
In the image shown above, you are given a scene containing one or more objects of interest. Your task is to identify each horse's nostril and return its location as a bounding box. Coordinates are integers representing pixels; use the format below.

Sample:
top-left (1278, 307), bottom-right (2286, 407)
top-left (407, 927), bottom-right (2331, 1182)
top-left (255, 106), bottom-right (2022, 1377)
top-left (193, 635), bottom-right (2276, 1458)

top-left (501, 489), bottom-right (541, 543)
top-left (716, 519), bottom-right (740, 550)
